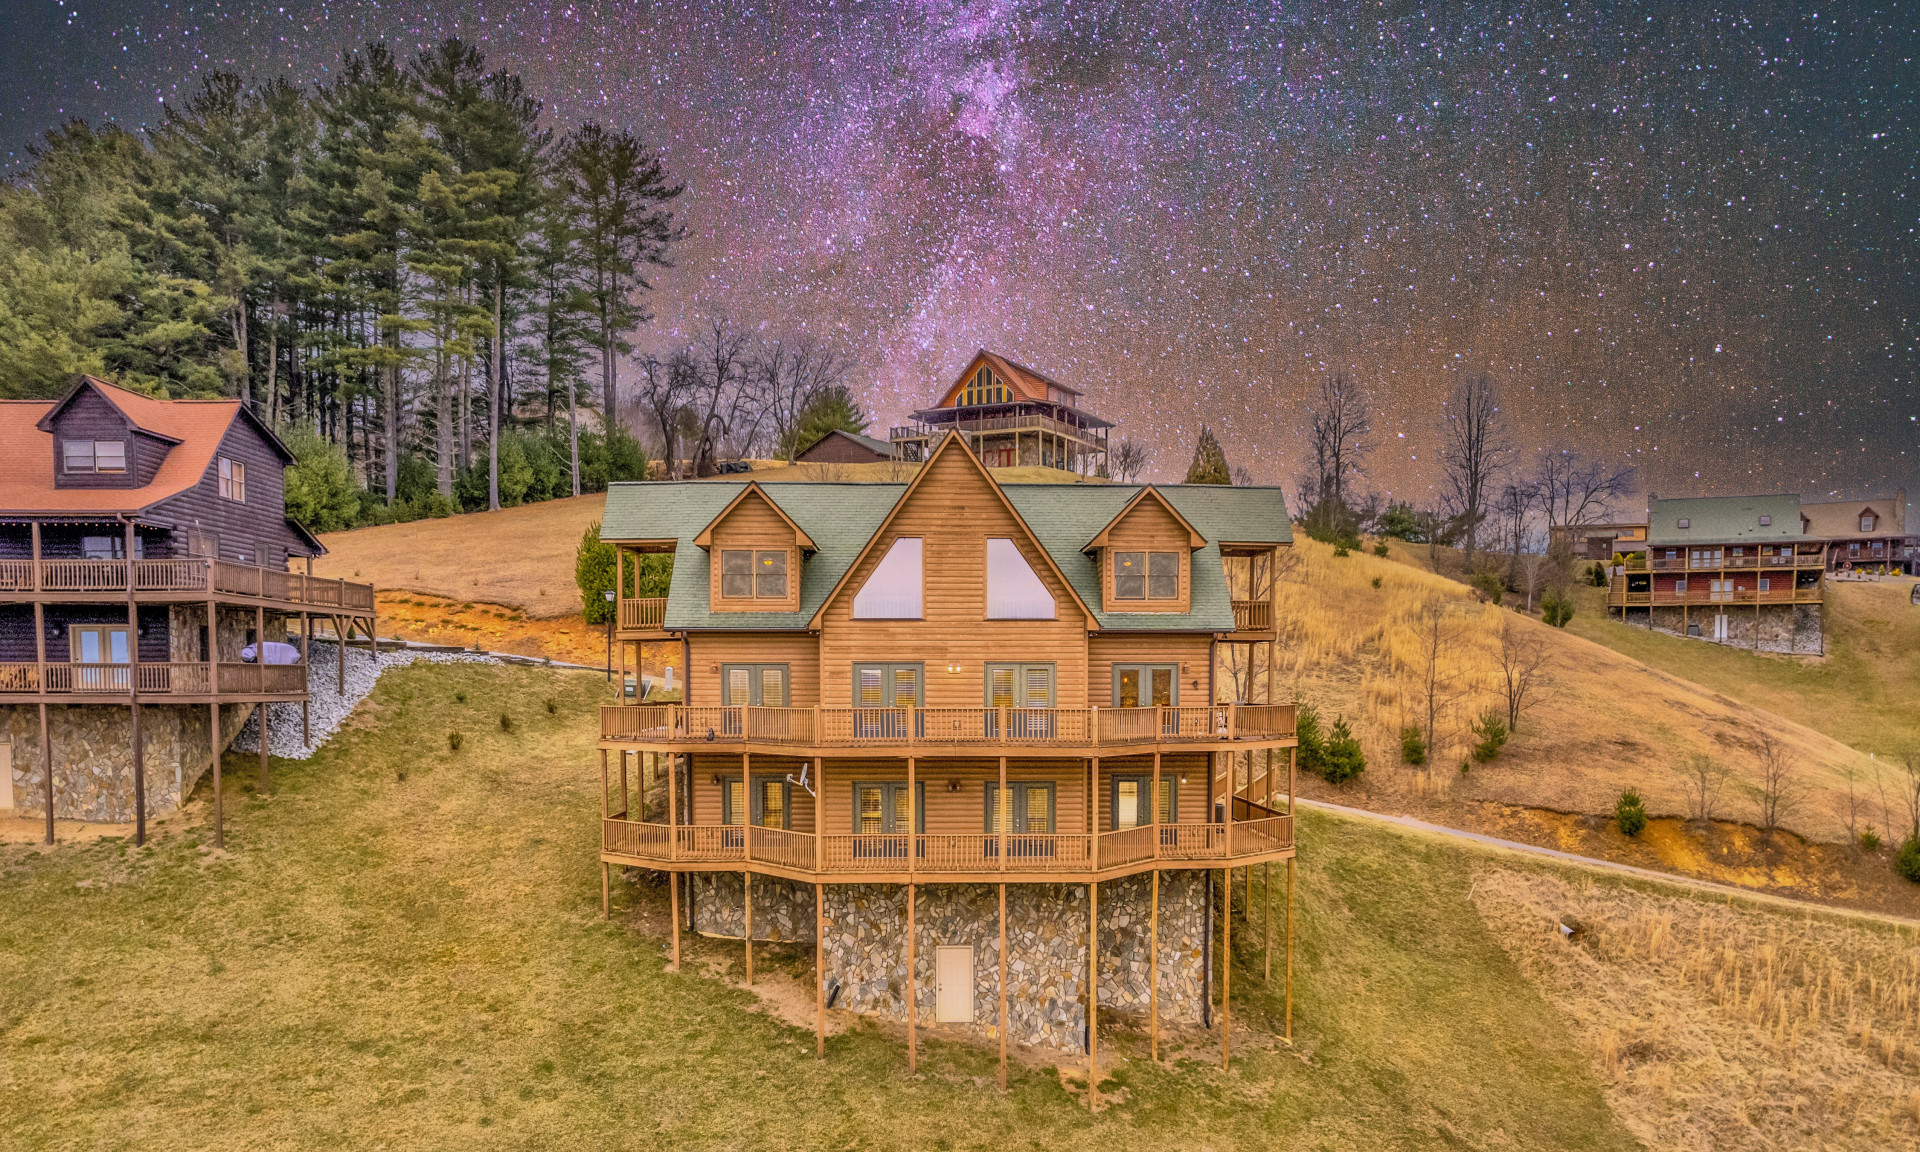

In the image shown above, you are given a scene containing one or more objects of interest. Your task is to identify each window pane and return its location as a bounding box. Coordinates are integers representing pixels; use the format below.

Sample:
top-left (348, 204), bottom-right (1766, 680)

top-left (1117, 668), bottom-right (1140, 709)
top-left (988, 666), bottom-right (1015, 707)
top-left (1150, 668), bottom-right (1173, 707)
top-left (81, 536), bottom-right (118, 560)
top-left (64, 440), bottom-right (94, 470)
top-left (1023, 666), bottom-right (1052, 708)
top-left (94, 441), bottom-right (126, 471)
top-left (1113, 552), bottom-right (1146, 599)
top-left (78, 630), bottom-right (101, 662)
top-left (755, 551), bottom-right (787, 599)
top-left (893, 785), bottom-right (910, 833)
top-left (852, 537), bottom-right (923, 618)
top-left (727, 667), bottom-right (751, 704)
top-left (1148, 552), bottom-right (1179, 599)
top-left (859, 787), bottom-right (883, 833)
top-left (1024, 785), bottom-right (1049, 833)
top-left (761, 667), bottom-right (785, 707)
top-left (858, 667), bottom-right (883, 706)
top-left (1158, 779), bottom-right (1175, 824)
top-left (727, 780), bottom-right (746, 826)
top-left (891, 668), bottom-right (917, 708)
top-left (721, 550), bottom-right (753, 598)
top-left (1116, 780), bottom-right (1139, 830)
top-left (108, 630), bottom-right (128, 664)
top-left (761, 781), bottom-right (783, 828)
top-left (985, 537), bottom-right (1055, 619)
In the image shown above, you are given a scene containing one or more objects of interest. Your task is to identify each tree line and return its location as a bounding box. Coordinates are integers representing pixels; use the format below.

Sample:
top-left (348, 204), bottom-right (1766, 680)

top-left (0, 38), bottom-right (700, 527)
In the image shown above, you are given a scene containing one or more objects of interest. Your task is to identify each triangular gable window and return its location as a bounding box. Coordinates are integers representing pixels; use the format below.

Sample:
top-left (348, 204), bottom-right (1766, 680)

top-left (985, 537), bottom-right (1054, 619)
top-left (853, 537), bottom-right (923, 619)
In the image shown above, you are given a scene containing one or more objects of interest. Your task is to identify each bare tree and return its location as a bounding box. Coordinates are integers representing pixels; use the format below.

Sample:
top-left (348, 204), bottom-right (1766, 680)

top-left (1534, 448), bottom-right (1637, 528)
top-left (1495, 615), bottom-right (1552, 732)
top-left (634, 352), bottom-right (690, 478)
top-left (1109, 438), bottom-right (1151, 483)
top-left (759, 335), bottom-right (851, 461)
top-left (1519, 548), bottom-right (1549, 612)
top-left (1678, 752), bottom-right (1730, 822)
top-left (1833, 765), bottom-right (1869, 843)
top-left (1747, 731), bottom-right (1808, 833)
top-left (1411, 600), bottom-right (1469, 761)
top-left (682, 318), bottom-right (756, 475)
top-left (1232, 464), bottom-right (1255, 487)
top-left (1495, 479), bottom-right (1535, 587)
top-left (1898, 751), bottom-right (1920, 842)
top-left (1439, 373), bottom-right (1514, 573)
top-left (1307, 372), bottom-right (1372, 510)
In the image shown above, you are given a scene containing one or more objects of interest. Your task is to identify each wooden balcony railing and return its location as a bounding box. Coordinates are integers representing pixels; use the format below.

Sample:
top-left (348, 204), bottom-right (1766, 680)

top-left (600, 703), bottom-right (1297, 749)
top-left (1606, 576), bottom-right (1822, 608)
top-left (1648, 553), bottom-right (1823, 573)
top-left (606, 817), bottom-right (1290, 876)
top-left (618, 597), bottom-right (668, 631)
top-left (1231, 599), bottom-right (1274, 631)
top-left (0, 661), bottom-right (305, 696)
top-left (7, 557), bottom-right (373, 610)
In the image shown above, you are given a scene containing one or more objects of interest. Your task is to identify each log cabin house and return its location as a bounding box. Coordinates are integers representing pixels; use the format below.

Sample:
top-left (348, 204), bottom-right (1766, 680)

top-left (1606, 494), bottom-right (1826, 651)
top-left (887, 350), bottom-right (1112, 475)
top-left (0, 376), bottom-right (376, 846)
top-left (1800, 491), bottom-right (1913, 575)
top-left (598, 430), bottom-right (1296, 1091)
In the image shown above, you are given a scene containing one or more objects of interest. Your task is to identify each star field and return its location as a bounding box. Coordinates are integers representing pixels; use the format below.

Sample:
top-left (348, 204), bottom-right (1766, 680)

top-left (2, 1), bottom-right (1915, 497)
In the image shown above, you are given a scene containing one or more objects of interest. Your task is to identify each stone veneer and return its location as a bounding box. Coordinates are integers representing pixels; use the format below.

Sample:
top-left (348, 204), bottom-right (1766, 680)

top-left (1642, 603), bottom-right (1821, 653)
top-left (689, 869), bottom-right (1208, 1052)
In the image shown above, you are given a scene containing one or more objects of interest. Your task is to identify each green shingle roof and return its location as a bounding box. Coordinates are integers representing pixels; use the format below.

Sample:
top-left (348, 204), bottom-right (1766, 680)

top-left (600, 479), bottom-right (1293, 632)
top-left (1646, 494), bottom-right (1815, 547)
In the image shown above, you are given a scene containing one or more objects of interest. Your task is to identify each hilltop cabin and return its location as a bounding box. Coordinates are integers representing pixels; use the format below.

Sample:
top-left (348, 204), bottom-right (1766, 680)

top-left (0, 376), bottom-right (376, 846)
top-left (1800, 491), bottom-right (1913, 576)
top-left (888, 350), bottom-right (1112, 475)
top-left (793, 428), bottom-right (895, 466)
top-left (1551, 520), bottom-right (1649, 564)
top-left (1606, 494), bottom-right (1826, 652)
top-left (596, 430), bottom-right (1297, 1092)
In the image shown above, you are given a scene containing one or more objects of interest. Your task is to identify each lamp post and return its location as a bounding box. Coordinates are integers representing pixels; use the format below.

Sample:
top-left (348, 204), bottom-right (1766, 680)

top-left (604, 589), bottom-right (615, 685)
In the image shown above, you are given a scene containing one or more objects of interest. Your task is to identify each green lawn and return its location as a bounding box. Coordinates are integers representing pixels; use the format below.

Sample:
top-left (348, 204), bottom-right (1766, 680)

top-left (0, 663), bottom-right (1636, 1151)
top-left (1569, 578), bottom-right (1920, 758)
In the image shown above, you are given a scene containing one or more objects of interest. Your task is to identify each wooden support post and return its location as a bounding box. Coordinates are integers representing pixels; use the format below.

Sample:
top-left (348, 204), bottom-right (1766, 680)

top-left (620, 751), bottom-right (629, 818)
top-left (815, 882), bottom-right (826, 1059)
top-left (814, 758), bottom-right (824, 871)
top-left (1285, 856), bottom-right (1295, 1042)
top-left (997, 881), bottom-right (1008, 1090)
top-left (38, 702), bottom-right (52, 845)
top-left (602, 862), bottom-right (610, 918)
top-left (126, 519), bottom-right (144, 846)
top-left (254, 604), bottom-right (266, 803)
top-left (1090, 756), bottom-right (1100, 869)
top-left (667, 749), bottom-right (679, 863)
top-left (1088, 880), bottom-right (1099, 1109)
top-left (1221, 865), bottom-right (1231, 1070)
top-left (1265, 860), bottom-right (1273, 984)
top-left (1149, 867), bottom-right (1160, 1062)
top-left (210, 700), bottom-right (223, 850)
top-left (906, 881), bottom-right (917, 1073)
top-left (997, 756), bottom-right (1008, 871)
top-left (369, 605), bottom-right (377, 656)
top-left (1151, 751), bottom-right (1162, 845)
top-left (744, 869), bottom-right (754, 986)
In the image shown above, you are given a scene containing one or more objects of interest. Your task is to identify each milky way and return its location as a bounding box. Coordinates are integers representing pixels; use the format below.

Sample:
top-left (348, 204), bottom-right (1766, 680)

top-left (3, 1), bottom-right (1915, 498)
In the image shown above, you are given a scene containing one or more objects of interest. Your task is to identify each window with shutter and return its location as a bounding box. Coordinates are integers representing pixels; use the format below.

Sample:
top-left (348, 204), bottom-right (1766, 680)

top-left (1113, 664), bottom-right (1177, 707)
top-left (984, 781), bottom-right (1056, 834)
top-left (722, 776), bottom-right (792, 828)
top-left (1109, 775), bottom-right (1177, 829)
top-left (720, 664), bottom-right (788, 706)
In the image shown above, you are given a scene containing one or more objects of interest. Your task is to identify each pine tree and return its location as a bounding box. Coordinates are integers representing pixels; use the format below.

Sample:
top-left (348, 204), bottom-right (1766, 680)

top-left (1185, 426), bottom-right (1231, 484)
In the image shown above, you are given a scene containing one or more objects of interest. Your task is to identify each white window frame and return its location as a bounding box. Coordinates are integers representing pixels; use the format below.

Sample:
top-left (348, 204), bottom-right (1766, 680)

top-left (219, 457), bottom-right (246, 502)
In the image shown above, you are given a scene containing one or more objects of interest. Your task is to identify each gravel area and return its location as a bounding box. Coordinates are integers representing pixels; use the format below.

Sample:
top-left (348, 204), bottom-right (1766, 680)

top-left (231, 640), bottom-right (497, 760)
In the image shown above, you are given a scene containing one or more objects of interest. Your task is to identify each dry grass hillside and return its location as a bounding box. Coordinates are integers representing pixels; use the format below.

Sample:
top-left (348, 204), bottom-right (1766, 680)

top-left (1275, 538), bottom-right (1880, 845)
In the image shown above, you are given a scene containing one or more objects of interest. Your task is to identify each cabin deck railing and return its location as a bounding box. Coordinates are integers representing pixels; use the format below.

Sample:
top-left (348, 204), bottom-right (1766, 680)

top-left (11, 557), bottom-right (373, 609)
top-left (618, 597), bottom-right (668, 630)
top-left (0, 661), bottom-right (305, 696)
top-left (1231, 599), bottom-right (1274, 631)
top-left (601, 703), bottom-right (1296, 749)
top-left (605, 818), bottom-right (1289, 874)
top-left (1647, 553), bottom-right (1825, 572)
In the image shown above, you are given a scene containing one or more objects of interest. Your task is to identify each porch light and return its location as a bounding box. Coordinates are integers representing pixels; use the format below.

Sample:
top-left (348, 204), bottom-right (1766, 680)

top-left (946, 660), bottom-right (963, 674)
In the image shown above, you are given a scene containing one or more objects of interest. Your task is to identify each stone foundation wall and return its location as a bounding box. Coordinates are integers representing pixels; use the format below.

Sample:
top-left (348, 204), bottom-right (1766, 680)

top-left (3, 702), bottom-right (252, 822)
top-left (1642, 603), bottom-right (1821, 653)
top-left (688, 870), bottom-right (1208, 1053)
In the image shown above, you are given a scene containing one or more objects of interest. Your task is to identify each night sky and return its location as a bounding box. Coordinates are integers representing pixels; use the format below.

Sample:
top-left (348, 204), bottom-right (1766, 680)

top-left (2, 1), bottom-right (1915, 501)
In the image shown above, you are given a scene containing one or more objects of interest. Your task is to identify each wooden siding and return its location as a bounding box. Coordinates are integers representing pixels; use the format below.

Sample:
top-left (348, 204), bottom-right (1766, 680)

top-left (687, 632), bottom-right (820, 706)
top-left (49, 387), bottom-right (143, 490)
top-left (147, 413), bottom-right (311, 565)
top-left (816, 445), bottom-right (1091, 708)
top-left (689, 752), bottom-right (816, 831)
top-left (795, 431), bottom-right (889, 464)
top-left (1098, 497), bottom-right (1194, 613)
top-left (705, 490), bottom-right (801, 614)
top-left (1087, 634), bottom-right (1213, 707)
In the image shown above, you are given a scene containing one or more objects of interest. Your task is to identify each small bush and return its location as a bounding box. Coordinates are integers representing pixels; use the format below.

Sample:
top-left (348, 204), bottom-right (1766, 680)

top-left (1588, 562), bottom-right (1609, 587)
top-left (1333, 545), bottom-right (1350, 558)
top-left (1897, 835), bottom-right (1920, 883)
top-left (1373, 543), bottom-right (1389, 557)
top-left (1320, 715), bottom-right (1366, 784)
top-left (1470, 710), bottom-right (1509, 763)
top-left (500, 713), bottom-right (515, 733)
top-left (1399, 726), bottom-right (1427, 766)
top-left (1469, 570), bottom-right (1504, 606)
top-left (1858, 825), bottom-right (1881, 852)
top-left (1371, 576), bottom-right (1383, 589)
top-left (1541, 589), bottom-right (1575, 628)
top-left (1615, 789), bottom-right (1649, 837)
top-left (448, 731), bottom-right (463, 752)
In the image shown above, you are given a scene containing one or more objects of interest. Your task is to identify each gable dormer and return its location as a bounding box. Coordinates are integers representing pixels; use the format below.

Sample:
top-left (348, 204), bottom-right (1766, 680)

top-left (1084, 487), bottom-right (1205, 614)
top-left (695, 484), bottom-right (813, 613)
top-left (39, 378), bottom-right (179, 489)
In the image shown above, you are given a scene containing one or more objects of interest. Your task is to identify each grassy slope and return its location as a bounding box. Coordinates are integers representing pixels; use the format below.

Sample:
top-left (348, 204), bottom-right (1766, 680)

top-left (0, 663), bottom-right (1634, 1151)
top-left (1565, 577), bottom-right (1920, 758)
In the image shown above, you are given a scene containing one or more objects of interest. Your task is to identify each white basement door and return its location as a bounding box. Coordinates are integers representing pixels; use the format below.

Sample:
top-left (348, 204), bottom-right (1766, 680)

top-left (935, 946), bottom-right (974, 1023)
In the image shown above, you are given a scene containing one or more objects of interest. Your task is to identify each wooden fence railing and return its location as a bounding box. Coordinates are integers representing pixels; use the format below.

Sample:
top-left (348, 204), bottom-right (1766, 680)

top-left (0, 661), bottom-right (303, 696)
top-left (603, 703), bottom-right (1297, 749)
top-left (618, 597), bottom-right (669, 630)
top-left (1231, 599), bottom-right (1274, 631)
top-left (16, 557), bottom-right (373, 609)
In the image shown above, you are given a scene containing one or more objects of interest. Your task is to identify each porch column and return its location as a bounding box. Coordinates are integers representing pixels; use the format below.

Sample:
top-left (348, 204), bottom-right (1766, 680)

top-left (33, 588), bottom-right (50, 844)
top-left (600, 749), bottom-right (609, 918)
top-left (1285, 855), bottom-right (1295, 1042)
top-left (997, 881), bottom-right (1008, 1090)
top-left (997, 756), bottom-right (1007, 874)
top-left (1149, 866), bottom-right (1161, 1063)
top-left (1087, 879), bottom-right (1099, 1109)
top-left (1221, 861), bottom-right (1232, 1070)
top-left (301, 613), bottom-right (310, 746)
top-left (744, 869), bottom-right (753, 986)
top-left (210, 700), bottom-right (223, 850)
top-left (1090, 757), bottom-right (1100, 869)
top-left (126, 519), bottom-right (144, 846)
top-left (744, 748), bottom-right (753, 985)
top-left (38, 702), bottom-right (52, 845)
top-left (906, 881), bottom-right (917, 1073)
top-left (255, 605), bottom-right (268, 792)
